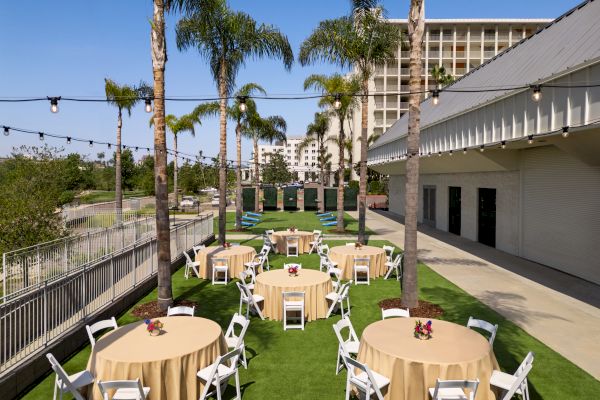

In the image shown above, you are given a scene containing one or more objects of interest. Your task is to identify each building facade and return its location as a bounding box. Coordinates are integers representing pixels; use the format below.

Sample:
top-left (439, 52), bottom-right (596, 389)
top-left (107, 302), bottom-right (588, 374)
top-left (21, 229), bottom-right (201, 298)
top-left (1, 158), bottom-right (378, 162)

top-left (326, 18), bottom-right (551, 180)
top-left (367, 1), bottom-right (600, 285)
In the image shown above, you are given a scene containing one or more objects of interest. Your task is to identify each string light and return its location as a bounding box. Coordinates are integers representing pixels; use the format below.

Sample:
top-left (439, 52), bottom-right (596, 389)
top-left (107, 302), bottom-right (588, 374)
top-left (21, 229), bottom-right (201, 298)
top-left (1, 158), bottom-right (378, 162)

top-left (531, 85), bottom-right (541, 102)
top-left (38, 132), bottom-right (44, 141)
top-left (480, 145), bottom-right (484, 152)
top-left (3, 126), bottom-right (9, 136)
top-left (562, 126), bottom-right (570, 138)
top-left (144, 97), bottom-right (153, 113)
top-left (528, 135), bottom-right (534, 144)
top-left (107, 143), bottom-right (112, 149)
top-left (135, 147), bottom-right (139, 152)
top-left (438, 151), bottom-right (442, 156)
top-left (501, 140), bottom-right (506, 149)
top-left (333, 94), bottom-right (341, 110)
top-left (89, 140), bottom-right (93, 148)
top-left (238, 96), bottom-right (247, 113)
top-left (67, 137), bottom-right (71, 144)
top-left (432, 89), bottom-right (440, 106)
top-left (463, 148), bottom-right (467, 154)
top-left (48, 97), bottom-right (60, 113)
top-left (449, 150), bottom-right (453, 156)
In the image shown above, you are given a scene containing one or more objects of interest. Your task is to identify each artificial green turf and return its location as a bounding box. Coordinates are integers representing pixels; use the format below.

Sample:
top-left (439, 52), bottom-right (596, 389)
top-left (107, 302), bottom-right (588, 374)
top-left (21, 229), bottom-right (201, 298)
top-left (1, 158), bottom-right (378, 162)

top-left (214, 211), bottom-right (374, 235)
top-left (22, 240), bottom-right (600, 399)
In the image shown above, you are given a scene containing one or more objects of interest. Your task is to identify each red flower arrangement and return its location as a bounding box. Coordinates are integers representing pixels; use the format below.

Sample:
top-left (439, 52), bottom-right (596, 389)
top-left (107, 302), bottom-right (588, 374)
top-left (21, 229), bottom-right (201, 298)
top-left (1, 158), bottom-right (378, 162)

top-left (287, 265), bottom-right (299, 276)
top-left (354, 242), bottom-right (363, 249)
top-left (288, 226), bottom-right (297, 233)
top-left (145, 319), bottom-right (164, 336)
top-left (223, 242), bottom-right (232, 249)
top-left (414, 320), bottom-right (433, 340)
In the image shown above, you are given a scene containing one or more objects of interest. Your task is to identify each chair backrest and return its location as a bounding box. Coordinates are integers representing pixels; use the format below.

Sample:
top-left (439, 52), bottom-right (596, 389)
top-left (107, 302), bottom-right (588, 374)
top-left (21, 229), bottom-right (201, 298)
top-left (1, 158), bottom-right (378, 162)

top-left (381, 308), bottom-right (410, 319)
top-left (391, 254), bottom-right (402, 267)
top-left (199, 347), bottom-right (243, 399)
top-left (212, 257), bottom-right (228, 268)
top-left (514, 351), bottom-right (535, 377)
top-left (343, 356), bottom-right (386, 400)
top-left (339, 281), bottom-right (352, 299)
top-left (431, 379), bottom-right (479, 400)
top-left (259, 244), bottom-right (271, 256)
top-left (467, 317), bottom-right (498, 345)
top-left (312, 230), bottom-right (322, 239)
top-left (86, 317), bottom-right (118, 347)
top-left (167, 305), bottom-right (195, 316)
top-left (192, 245), bottom-right (206, 256)
top-left (353, 257), bottom-right (370, 267)
top-left (282, 291), bottom-right (305, 304)
top-left (333, 317), bottom-right (359, 344)
top-left (225, 313), bottom-right (250, 348)
top-left (284, 263), bottom-right (302, 270)
top-left (241, 268), bottom-right (256, 284)
top-left (383, 245), bottom-right (394, 258)
top-left (501, 358), bottom-right (534, 400)
top-left (46, 353), bottom-right (87, 400)
top-left (265, 229), bottom-right (274, 236)
top-left (183, 251), bottom-right (194, 265)
top-left (319, 244), bottom-right (330, 255)
top-left (287, 236), bottom-right (299, 245)
top-left (235, 282), bottom-right (249, 301)
top-left (98, 379), bottom-right (146, 400)
top-left (329, 267), bottom-right (342, 281)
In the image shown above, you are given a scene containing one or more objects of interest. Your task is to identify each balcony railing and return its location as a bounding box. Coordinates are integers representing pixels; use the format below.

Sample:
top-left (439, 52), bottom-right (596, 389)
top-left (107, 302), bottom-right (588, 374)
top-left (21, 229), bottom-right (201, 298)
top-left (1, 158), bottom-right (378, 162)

top-left (400, 68), bottom-right (410, 75)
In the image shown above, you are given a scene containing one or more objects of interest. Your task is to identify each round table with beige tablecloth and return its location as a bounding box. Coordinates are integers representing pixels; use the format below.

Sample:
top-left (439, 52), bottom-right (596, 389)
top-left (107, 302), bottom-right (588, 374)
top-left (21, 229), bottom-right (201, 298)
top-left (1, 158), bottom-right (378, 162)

top-left (87, 317), bottom-right (228, 400)
top-left (195, 245), bottom-right (256, 280)
top-left (253, 269), bottom-right (332, 321)
top-left (271, 230), bottom-right (314, 254)
top-left (328, 245), bottom-right (387, 280)
top-left (356, 318), bottom-right (499, 400)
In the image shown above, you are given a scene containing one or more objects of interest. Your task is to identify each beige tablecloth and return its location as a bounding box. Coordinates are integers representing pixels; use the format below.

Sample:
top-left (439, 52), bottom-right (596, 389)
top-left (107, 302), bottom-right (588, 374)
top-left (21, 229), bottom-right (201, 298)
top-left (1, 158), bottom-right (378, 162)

top-left (87, 317), bottom-right (228, 400)
top-left (195, 245), bottom-right (256, 280)
top-left (253, 269), bottom-right (332, 321)
top-left (271, 231), bottom-right (314, 254)
top-left (328, 245), bottom-right (387, 280)
top-left (357, 318), bottom-right (499, 400)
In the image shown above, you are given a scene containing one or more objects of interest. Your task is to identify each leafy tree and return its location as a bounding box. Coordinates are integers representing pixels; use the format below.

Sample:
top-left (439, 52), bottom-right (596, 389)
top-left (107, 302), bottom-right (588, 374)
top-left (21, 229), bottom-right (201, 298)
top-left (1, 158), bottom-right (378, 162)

top-left (136, 155), bottom-right (155, 196)
top-left (430, 65), bottom-right (454, 88)
top-left (261, 152), bottom-right (292, 185)
top-left (112, 149), bottom-right (136, 190)
top-left (176, 0), bottom-right (293, 244)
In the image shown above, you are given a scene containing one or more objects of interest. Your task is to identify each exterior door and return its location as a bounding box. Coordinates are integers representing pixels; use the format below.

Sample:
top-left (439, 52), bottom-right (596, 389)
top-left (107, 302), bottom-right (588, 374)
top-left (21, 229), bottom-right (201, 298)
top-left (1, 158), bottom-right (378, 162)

top-left (423, 186), bottom-right (436, 227)
top-left (478, 188), bottom-right (496, 247)
top-left (448, 187), bottom-right (461, 235)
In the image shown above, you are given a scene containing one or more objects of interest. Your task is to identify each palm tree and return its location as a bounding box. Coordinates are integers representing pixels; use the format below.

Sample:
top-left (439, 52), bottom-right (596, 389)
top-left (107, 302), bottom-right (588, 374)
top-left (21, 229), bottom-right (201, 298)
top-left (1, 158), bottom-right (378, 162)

top-left (402, 0), bottom-right (425, 309)
top-left (175, 0), bottom-right (293, 245)
top-left (303, 74), bottom-right (360, 232)
top-left (245, 115), bottom-right (287, 211)
top-left (150, 113), bottom-right (199, 208)
top-left (300, 0), bottom-right (402, 243)
top-left (430, 64), bottom-right (454, 88)
top-left (104, 78), bottom-right (143, 225)
top-left (299, 112), bottom-right (330, 212)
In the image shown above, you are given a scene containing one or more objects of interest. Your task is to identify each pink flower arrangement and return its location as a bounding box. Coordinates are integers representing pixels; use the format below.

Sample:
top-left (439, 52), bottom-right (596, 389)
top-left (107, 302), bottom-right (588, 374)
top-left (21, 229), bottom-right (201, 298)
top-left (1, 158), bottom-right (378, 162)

top-left (223, 242), bottom-right (232, 249)
top-left (287, 265), bottom-right (299, 276)
top-left (145, 319), bottom-right (164, 335)
top-left (354, 242), bottom-right (363, 249)
top-left (288, 226), bottom-right (297, 233)
top-left (414, 320), bottom-right (433, 340)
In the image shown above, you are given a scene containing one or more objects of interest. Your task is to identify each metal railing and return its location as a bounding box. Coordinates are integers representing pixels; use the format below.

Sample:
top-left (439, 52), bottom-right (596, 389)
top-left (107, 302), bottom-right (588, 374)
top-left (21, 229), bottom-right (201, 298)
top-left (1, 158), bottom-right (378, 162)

top-left (0, 214), bottom-right (213, 375)
top-left (2, 215), bottom-right (157, 302)
top-left (67, 212), bottom-right (156, 233)
top-left (62, 197), bottom-right (155, 223)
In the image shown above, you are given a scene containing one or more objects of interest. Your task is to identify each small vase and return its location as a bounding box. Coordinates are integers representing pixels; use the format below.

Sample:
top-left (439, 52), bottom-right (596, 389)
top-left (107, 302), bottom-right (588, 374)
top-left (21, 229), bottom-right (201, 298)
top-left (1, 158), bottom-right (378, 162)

top-left (149, 328), bottom-right (161, 336)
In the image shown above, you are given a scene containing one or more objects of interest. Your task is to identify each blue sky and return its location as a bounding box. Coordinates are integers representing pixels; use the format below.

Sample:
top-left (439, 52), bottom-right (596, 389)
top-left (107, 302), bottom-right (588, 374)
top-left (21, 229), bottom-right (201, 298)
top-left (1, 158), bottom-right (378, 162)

top-left (0, 0), bottom-right (581, 162)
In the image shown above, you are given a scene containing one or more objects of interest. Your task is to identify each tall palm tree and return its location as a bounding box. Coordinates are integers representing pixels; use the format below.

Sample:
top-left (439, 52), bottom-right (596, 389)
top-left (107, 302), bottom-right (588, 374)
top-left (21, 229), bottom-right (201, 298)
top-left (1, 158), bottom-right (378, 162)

top-left (300, 0), bottom-right (402, 243)
top-left (245, 115), bottom-right (287, 211)
top-left (104, 78), bottom-right (143, 226)
top-left (430, 64), bottom-right (454, 88)
top-left (175, 0), bottom-right (293, 245)
top-left (299, 112), bottom-right (330, 211)
top-left (402, 0), bottom-right (425, 309)
top-left (150, 113), bottom-right (199, 208)
top-left (303, 74), bottom-right (360, 231)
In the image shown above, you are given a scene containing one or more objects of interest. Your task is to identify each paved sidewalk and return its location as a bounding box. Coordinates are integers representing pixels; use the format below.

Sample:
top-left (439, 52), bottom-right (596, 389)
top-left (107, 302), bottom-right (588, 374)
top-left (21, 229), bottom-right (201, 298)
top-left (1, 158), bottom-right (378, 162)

top-left (349, 209), bottom-right (600, 379)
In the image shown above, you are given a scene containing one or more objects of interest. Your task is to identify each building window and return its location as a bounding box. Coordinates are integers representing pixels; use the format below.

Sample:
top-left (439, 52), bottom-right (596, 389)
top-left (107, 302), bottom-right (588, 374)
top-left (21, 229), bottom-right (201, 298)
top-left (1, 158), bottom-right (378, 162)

top-left (304, 162), bottom-right (308, 166)
top-left (305, 150), bottom-right (308, 154)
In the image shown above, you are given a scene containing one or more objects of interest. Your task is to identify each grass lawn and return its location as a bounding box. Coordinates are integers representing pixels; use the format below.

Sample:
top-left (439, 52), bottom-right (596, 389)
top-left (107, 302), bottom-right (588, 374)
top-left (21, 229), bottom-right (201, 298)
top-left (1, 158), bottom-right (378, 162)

top-left (23, 240), bottom-right (599, 400)
top-left (78, 190), bottom-right (147, 204)
top-left (214, 211), bottom-right (374, 235)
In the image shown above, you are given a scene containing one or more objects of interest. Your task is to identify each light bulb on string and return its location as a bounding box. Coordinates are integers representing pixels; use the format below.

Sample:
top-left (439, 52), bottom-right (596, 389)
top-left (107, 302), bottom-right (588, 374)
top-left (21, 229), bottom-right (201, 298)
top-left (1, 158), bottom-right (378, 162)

top-left (562, 126), bottom-right (570, 138)
top-left (48, 97), bottom-right (60, 113)
top-left (3, 126), bottom-right (9, 136)
top-left (432, 89), bottom-right (440, 105)
top-left (238, 96), bottom-right (247, 113)
top-left (449, 150), bottom-right (453, 156)
top-left (528, 135), bottom-right (534, 144)
top-left (480, 145), bottom-right (485, 152)
top-left (531, 85), bottom-right (541, 102)
top-left (438, 151), bottom-right (442, 157)
top-left (463, 148), bottom-right (467, 154)
top-left (107, 143), bottom-right (112, 149)
top-left (67, 137), bottom-right (72, 144)
top-left (39, 132), bottom-right (44, 141)
top-left (145, 97), bottom-right (153, 113)
top-left (135, 147), bottom-right (139, 152)
top-left (89, 141), bottom-right (94, 148)
top-left (501, 140), bottom-right (506, 149)
top-left (333, 94), bottom-right (342, 110)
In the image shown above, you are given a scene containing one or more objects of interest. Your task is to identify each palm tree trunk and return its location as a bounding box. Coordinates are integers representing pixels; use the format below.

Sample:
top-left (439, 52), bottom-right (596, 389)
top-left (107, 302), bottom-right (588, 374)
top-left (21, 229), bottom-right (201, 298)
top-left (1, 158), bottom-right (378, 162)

top-left (173, 134), bottom-right (178, 209)
top-left (115, 108), bottom-right (123, 226)
top-left (151, 0), bottom-right (172, 312)
top-left (235, 122), bottom-right (243, 229)
top-left (402, 0), bottom-right (425, 309)
top-left (254, 138), bottom-right (260, 212)
top-left (358, 84), bottom-right (368, 244)
top-left (336, 121), bottom-right (345, 232)
top-left (319, 137), bottom-right (325, 213)
top-left (218, 62), bottom-right (228, 245)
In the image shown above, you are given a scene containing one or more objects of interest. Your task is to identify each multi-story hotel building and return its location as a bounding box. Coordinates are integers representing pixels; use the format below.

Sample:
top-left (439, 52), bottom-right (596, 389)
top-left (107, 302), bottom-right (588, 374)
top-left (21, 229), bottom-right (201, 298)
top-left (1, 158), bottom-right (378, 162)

top-left (327, 18), bottom-right (552, 180)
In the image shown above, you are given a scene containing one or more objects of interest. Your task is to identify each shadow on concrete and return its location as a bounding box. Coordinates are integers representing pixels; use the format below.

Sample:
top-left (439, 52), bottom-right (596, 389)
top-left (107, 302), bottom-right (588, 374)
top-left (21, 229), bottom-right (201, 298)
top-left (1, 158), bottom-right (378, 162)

top-left (372, 209), bottom-right (600, 309)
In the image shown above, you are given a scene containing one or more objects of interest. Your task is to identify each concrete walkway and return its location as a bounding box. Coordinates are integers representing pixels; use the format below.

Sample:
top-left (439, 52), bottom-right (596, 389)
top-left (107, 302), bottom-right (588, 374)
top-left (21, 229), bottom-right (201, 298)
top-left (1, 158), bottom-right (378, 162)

top-left (348, 209), bottom-right (600, 379)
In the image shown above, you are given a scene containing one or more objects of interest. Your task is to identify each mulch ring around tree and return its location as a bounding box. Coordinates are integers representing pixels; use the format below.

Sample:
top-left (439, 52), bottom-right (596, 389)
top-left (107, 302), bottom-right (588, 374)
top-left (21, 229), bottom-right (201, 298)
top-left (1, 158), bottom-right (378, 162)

top-left (378, 298), bottom-right (444, 319)
top-left (131, 300), bottom-right (198, 320)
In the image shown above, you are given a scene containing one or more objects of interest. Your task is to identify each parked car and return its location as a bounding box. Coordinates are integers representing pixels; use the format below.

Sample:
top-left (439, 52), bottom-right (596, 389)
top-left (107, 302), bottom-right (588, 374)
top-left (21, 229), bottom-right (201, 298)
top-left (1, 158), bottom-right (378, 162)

top-left (180, 196), bottom-right (199, 207)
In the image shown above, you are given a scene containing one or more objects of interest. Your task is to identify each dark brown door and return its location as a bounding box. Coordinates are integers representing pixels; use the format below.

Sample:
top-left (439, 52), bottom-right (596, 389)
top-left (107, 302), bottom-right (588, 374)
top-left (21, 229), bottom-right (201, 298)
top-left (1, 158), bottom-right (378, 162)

top-left (423, 186), bottom-right (436, 227)
top-left (478, 188), bottom-right (496, 247)
top-left (448, 187), bottom-right (461, 235)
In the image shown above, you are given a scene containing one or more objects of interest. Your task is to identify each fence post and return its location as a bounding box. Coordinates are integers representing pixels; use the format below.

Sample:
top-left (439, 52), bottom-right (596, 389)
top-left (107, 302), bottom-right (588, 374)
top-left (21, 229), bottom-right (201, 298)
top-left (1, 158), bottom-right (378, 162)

top-left (63, 240), bottom-right (68, 276)
top-left (111, 253), bottom-right (115, 301)
top-left (134, 219), bottom-right (138, 242)
top-left (133, 243), bottom-right (137, 287)
top-left (2, 253), bottom-right (6, 303)
top-left (82, 263), bottom-right (87, 320)
top-left (43, 280), bottom-right (48, 346)
top-left (105, 228), bottom-right (109, 253)
top-left (86, 232), bottom-right (91, 264)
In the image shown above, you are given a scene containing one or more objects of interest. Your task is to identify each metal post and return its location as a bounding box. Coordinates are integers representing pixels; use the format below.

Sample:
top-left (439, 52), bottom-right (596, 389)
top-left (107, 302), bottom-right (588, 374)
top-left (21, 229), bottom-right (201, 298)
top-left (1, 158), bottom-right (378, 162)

top-left (2, 253), bottom-right (6, 303)
top-left (110, 253), bottom-right (115, 301)
top-left (82, 264), bottom-right (87, 320)
top-left (43, 280), bottom-right (48, 346)
top-left (63, 239), bottom-right (68, 274)
top-left (105, 228), bottom-right (109, 253)
top-left (133, 244), bottom-right (137, 287)
top-left (86, 232), bottom-right (91, 264)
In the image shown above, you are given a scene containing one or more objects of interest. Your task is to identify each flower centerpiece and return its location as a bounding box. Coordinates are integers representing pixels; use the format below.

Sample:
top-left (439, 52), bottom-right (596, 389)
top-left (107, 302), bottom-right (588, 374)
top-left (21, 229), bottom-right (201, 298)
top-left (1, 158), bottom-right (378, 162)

top-left (288, 226), bottom-right (297, 233)
top-left (223, 242), bottom-right (232, 249)
top-left (287, 264), bottom-right (299, 277)
top-left (354, 242), bottom-right (363, 250)
top-left (145, 319), bottom-right (164, 336)
top-left (414, 320), bottom-right (433, 340)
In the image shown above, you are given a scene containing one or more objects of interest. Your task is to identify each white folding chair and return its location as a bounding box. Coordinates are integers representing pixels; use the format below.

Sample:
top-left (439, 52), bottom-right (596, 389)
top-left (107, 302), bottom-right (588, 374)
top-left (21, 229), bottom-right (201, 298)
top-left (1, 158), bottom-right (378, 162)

top-left (326, 280), bottom-right (352, 318)
top-left (98, 379), bottom-right (150, 400)
top-left (244, 254), bottom-right (263, 274)
top-left (429, 379), bottom-right (480, 400)
top-left (239, 270), bottom-right (256, 291)
top-left (192, 244), bottom-right (206, 257)
top-left (491, 352), bottom-right (535, 400)
top-left (329, 266), bottom-right (342, 291)
top-left (308, 230), bottom-right (322, 254)
top-left (236, 282), bottom-right (265, 320)
top-left (283, 291), bottom-right (305, 330)
top-left (382, 245), bottom-right (395, 262)
top-left (283, 263), bottom-right (302, 270)
top-left (183, 251), bottom-right (201, 279)
top-left (384, 254), bottom-right (403, 280)
top-left (85, 317), bottom-right (118, 348)
top-left (224, 313), bottom-right (250, 369)
top-left (318, 243), bottom-right (331, 256)
top-left (286, 236), bottom-right (299, 257)
top-left (381, 308), bottom-right (410, 319)
top-left (343, 356), bottom-right (390, 400)
top-left (467, 316), bottom-right (498, 346)
top-left (258, 244), bottom-right (271, 270)
top-left (265, 229), bottom-right (277, 253)
top-left (46, 353), bottom-right (94, 400)
top-left (167, 305), bottom-right (195, 316)
top-left (197, 347), bottom-right (242, 400)
top-left (211, 257), bottom-right (229, 285)
top-left (353, 257), bottom-right (370, 285)
top-left (332, 317), bottom-right (360, 375)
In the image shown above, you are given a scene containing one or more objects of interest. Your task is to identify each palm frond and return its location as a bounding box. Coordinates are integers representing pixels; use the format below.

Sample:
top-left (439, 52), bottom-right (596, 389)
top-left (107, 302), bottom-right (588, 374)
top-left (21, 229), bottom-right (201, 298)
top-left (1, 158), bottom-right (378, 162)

top-left (104, 78), bottom-right (142, 116)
